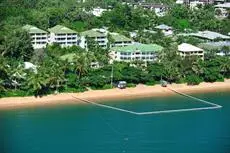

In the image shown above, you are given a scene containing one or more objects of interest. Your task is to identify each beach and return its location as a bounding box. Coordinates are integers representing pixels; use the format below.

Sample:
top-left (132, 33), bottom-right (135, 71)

top-left (0, 80), bottom-right (230, 110)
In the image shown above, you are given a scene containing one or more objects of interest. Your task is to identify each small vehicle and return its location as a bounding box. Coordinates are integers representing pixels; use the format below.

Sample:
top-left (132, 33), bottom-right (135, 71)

top-left (161, 80), bottom-right (168, 87)
top-left (117, 81), bottom-right (127, 89)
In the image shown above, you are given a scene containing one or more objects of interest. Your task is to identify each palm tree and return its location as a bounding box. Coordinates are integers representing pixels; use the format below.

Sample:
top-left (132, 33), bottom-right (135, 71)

top-left (0, 78), bottom-right (6, 98)
top-left (73, 52), bottom-right (91, 79)
top-left (26, 67), bottom-right (49, 97)
top-left (220, 57), bottom-right (230, 77)
top-left (48, 63), bottom-right (65, 93)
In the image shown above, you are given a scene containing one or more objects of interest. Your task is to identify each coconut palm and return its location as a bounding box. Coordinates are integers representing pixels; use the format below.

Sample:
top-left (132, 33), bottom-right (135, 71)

top-left (48, 63), bottom-right (65, 93)
top-left (220, 57), bottom-right (230, 77)
top-left (73, 52), bottom-right (92, 79)
top-left (26, 66), bottom-right (49, 97)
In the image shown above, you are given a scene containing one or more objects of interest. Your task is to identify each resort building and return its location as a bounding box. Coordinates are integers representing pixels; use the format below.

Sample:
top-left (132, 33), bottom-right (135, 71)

top-left (187, 31), bottom-right (230, 41)
top-left (155, 24), bottom-right (173, 36)
top-left (109, 43), bottom-right (163, 62)
top-left (80, 29), bottom-right (108, 49)
top-left (48, 25), bottom-right (79, 48)
top-left (198, 41), bottom-right (230, 56)
top-left (178, 43), bottom-right (204, 60)
top-left (22, 25), bottom-right (48, 49)
top-left (110, 33), bottom-right (133, 47)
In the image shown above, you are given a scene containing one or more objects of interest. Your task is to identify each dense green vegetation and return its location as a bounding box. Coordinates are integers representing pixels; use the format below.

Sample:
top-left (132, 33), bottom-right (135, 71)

top-left (0, 0), bottom-right (230, 97)
top-left (0, 39), bottom-right (229, 97)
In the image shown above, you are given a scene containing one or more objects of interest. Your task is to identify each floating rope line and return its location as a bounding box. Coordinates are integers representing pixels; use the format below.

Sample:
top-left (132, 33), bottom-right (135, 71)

top-left (167, 87), bottom-right (222, 108)
top-left (71, 88), bottom-right (222, 115)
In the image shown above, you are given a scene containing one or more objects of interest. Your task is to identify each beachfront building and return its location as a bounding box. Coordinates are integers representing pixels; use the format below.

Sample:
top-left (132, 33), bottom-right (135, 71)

top-left (178, 43), bottom-right (204, 60)
top-left (80, 29), bottom-right (108, 49)
top-left (110, 33), bottom-right (133, 47)
top-left (109, 43), bottom-right (163, 62)
top-left (48, 25), bottom-right (79, 48)
top-left (22, 25), bottom-right (48, 49)
top-left (155, 24), bottom-right (173, 36)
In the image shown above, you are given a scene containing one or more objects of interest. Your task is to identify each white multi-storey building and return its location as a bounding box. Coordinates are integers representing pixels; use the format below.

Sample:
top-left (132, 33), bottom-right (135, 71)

top-left (22, 25), bottom-right (48, 49)
top-left (48, 25), bottom-right (79, 48)
top-left (80, 29), bottom-right (108, 49)
top-left (80, 29), bottom-right (133, 49)
top-left (110, 33), bottom-right (133, 47)
top-left (110, 43), bottom-right (163, 62)
top-left (178, 43), bottom-right (204, 60)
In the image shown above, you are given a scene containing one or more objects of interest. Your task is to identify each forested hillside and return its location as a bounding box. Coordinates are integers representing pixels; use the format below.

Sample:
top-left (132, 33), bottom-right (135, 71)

top-left (0, 0), bottom-right (229, 35)
top-left (0, 0), bottom-right (230, 97)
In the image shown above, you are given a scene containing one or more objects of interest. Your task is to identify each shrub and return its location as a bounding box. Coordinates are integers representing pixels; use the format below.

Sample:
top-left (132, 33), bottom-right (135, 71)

top-left (102, 84), bottom-right (112, 90)
top-left (127, 83), bottom-right (136, 88)
top-left (3, 89), bottom-right (29, 97)
top-left (145, 80), bottom-right (156, 86)
top-left (186, 75), bottom-right (202, 85)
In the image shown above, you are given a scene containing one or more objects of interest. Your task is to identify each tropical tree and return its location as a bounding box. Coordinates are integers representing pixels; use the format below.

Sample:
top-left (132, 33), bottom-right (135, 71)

top-left (26, 71), bottom-right (49, 97)
top-left (73, 52), bottom-right (92, 78)
top-left (45, 60), bottom-right (65, 93)
top-left (220, 57), bottom-right (230, 78)
top-left (222, 46), bottom-right (230, 56)
top-left (0, 30), bottom-right (34, 61)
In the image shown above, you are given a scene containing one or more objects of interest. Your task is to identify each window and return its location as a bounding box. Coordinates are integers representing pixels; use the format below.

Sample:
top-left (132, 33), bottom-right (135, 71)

top-left (56, 38), bottom-right (66, 41)
top-left (57, 34), bottom-right (66, 36)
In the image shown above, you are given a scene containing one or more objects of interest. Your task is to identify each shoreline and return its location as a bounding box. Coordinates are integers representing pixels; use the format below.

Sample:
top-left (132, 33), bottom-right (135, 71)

top-left (0, 80), bottom-right (230, 111)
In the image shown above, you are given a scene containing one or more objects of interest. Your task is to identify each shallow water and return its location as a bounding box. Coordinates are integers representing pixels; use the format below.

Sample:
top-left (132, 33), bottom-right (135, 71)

top-left (0, 92), bottom-right (230, 153)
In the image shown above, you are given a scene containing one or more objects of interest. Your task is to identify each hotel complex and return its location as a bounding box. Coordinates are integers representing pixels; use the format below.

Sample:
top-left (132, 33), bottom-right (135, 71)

top-left (110, 33), bottom-right (133, 47)
top-left (23, 25), bottom-right (135, 50)
top-left (22, 25), bottom-right (48, 49)
top-left (109, 43), bottom-right (163, 62)
top-left (80, 29), bottom-right (108, 49)
top-left (178, 43), bottom-right (204, 60)
top-left (23, 24), bottom-right (227, 62)
top-left (48, 25), bottom-right (79, 48)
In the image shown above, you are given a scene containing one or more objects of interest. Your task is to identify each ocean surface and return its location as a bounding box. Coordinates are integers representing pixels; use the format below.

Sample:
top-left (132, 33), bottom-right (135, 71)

top-left (0, 91), bottom-right (230, 153)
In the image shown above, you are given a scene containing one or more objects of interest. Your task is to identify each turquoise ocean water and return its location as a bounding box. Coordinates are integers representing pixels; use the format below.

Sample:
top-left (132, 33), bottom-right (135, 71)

top-left (0, 91), bottom-right (230, 153)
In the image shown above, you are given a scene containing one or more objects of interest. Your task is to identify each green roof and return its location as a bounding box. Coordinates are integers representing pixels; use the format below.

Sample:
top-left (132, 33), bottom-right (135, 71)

top-left (111, 44), bottom-right (163, 53)
top-left (22, 25), bottom-right (47, 34)
top-left (48, 25), bottom-right (77, 34)
top-left (111, 33), bottom-right (132, 42)
top-left (81, 30), bottom-right (106, 37)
